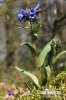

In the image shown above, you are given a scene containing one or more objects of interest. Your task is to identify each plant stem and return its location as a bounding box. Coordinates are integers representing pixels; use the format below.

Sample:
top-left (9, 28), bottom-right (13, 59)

top-left (29, 20), bottom-right (42, 84)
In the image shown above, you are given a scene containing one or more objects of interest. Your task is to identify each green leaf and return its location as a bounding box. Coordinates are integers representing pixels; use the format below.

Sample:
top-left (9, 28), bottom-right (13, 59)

top-left (20, 42), bottom-right (37, 54)
top-left (32, 24), bottom-right (41, 35)
top-left (52, 34), bottom-right (60, 43)
top-left (45, 66), bottom-right (51, 80)
top-left (15, 66), bottom-right (40, 88)
top-left (38, 43), bottom-right (51, 66)
top-left (42, 66), bottom-right (51, 83)
top-left (38, 34), bottom-right (60, 67)
top-left (52, 51), bottom-right (66, 64)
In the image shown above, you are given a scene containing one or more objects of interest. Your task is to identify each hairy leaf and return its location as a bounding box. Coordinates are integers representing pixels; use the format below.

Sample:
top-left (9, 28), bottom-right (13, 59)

top-left (15, 66), bottom-right (40, 88)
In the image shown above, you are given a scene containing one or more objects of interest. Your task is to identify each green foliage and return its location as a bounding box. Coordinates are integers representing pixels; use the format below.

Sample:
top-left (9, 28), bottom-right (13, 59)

top-left (41, 66), bottom-right (51, 86)
top-left (16, 24), bottom-right (61, 89)
top-left (31, 24), bottom-right (41, 35)
top-left (45, 66), bottom-right (51, 80)
top-left (20, 86), bottom-right (63, 100)
top-left (20, 42), bottom-right (37, 55)
top-left (38, 34), bottom-right (60, 67)
top-left (52, 34), bottom-right (60, 43)
top-left (15, 3), bottom-right (66, 97)
top-left (52, 51), bottom-right (66, 64)
top-left (31, 24), bottom-right (41, 39)
top-left (15, 66), bottom-right (40, 88)
top-left (21, 88), bottom-right (42, 100)
top-left (52, 71), bottom-right (66, 87)
top-left (38, 43), bottom-right (51, 66)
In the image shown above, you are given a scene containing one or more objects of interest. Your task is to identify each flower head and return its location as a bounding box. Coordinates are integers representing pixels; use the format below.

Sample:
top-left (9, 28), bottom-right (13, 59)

top-left (18, 3), bottom-right (42, 22)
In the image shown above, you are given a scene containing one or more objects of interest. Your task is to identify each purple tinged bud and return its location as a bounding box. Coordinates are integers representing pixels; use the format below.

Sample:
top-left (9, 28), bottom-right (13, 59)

top-left (8, 90), bottom-right (13, 96)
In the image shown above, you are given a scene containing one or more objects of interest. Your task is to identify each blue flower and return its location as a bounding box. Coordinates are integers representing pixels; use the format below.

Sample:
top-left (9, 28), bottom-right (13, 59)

top-left (18, 9), bottom-right (25, 22)
top-left (25, 8), bottom-right (30, 18)
top-left (18, 3), bottom-right (42, 22)
top-left (35, 4), bottom-right (42, 11)
top-left (29, 8), bottom-right (36, 19)
top-left (8, 90), bottom-right (13, 96)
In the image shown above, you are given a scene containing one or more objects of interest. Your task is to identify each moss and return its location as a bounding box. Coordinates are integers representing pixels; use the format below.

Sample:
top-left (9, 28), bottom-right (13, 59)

top-left (19, 87), bottom-right (63, 100)
top-left (52, 71), bottom-right (66, 87)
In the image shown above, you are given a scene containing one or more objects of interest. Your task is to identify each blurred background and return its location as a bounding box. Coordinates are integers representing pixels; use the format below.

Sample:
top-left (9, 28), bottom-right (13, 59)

top-left (0, 0), bottom-right (66, 84)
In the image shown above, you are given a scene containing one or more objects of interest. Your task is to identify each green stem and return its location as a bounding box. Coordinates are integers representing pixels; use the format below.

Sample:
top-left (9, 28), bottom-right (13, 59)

top-left (29, 20), bottom-right (42, 84)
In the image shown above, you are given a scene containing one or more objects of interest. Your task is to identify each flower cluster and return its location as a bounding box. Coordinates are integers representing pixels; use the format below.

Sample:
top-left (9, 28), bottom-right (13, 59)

top-left (18, 4), bottom-right (41, 22)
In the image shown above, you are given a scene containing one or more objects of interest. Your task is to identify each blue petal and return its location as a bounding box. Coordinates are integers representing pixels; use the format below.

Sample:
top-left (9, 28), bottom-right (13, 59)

top-left (35, 4), bottom-right (42, 11)
top-left (30, 8), bottom-right (36, 14)
top-left (29, 8), bottom-right (36, 19)
top-left (18, 13), bottom-right (23, 21)
top-left (25, 8), bottom-right (30, 17)
top-left (29, 14), bottom-right (36, 19)
top-left (18, 9), bottom-right (25, 22)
